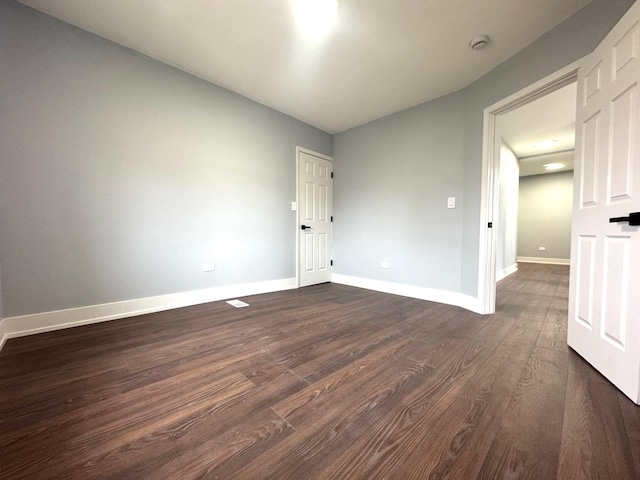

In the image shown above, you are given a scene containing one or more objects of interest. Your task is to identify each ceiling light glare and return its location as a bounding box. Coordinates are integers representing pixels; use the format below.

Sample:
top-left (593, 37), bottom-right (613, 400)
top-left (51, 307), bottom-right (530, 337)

top-left (543, 163), bottom-right (565, 171)
top-left (293, 0), bottom-right (338, 40)
top-left (533, 140), bottom-right (559, 149)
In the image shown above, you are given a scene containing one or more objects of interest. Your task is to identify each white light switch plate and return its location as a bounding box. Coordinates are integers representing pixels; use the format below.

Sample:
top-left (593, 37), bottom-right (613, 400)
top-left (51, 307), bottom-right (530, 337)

top-left (291, 201), bottom-right (297, 211)
top-left (447, 197), bottom-right (455, 209)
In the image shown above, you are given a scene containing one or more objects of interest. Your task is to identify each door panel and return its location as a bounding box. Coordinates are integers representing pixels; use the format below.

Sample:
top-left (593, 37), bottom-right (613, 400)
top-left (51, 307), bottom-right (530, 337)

top-left (305, 234), bottom-right (314, 271)
top-left (319, 184), bottom-right (329, 221)
top-left (575, 235), bottom-right (596, 328)
top-left (298, 150), bottom-right (333, 287)
top-left (601, 235), bottom-right (630, 348)
top-left (318, 233), bottom-right (328, 270)
top-left (609, 85), bottom-right (635, 201)
top-left (304, 181), bottom-right (314, 220)
top-left (580, 112), bottom-right (600, 207)
top-left (568, 1), bottom-right (640, 404)
top-left (584, 62), bottom-right (602, 105)
top-left (613, 23), bottom-right (639, 76)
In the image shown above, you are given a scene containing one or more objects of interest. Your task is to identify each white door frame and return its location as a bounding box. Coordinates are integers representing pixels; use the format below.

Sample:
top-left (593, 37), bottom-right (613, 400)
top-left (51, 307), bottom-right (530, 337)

top-left (295, 146), bottom-right (334, 287)
top-left (478, 58), bottom-right (585, 314)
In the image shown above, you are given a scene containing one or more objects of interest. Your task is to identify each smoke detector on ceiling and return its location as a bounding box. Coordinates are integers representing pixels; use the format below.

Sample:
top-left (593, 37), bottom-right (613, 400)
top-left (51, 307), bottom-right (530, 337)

top-left (469, 35), bottom-right (490, 50)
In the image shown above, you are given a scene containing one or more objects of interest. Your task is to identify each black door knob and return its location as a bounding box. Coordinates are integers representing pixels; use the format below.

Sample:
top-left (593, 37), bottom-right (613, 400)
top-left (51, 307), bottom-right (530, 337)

top-left (301, 225), bottom-right (311, 230)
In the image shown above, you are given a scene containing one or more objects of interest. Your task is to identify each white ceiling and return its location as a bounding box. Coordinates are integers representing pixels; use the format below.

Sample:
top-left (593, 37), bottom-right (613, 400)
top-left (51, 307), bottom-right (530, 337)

top-left (18, 0), bottom-right (591, 134)
top-left (501, 82), bottom-right (577, 176)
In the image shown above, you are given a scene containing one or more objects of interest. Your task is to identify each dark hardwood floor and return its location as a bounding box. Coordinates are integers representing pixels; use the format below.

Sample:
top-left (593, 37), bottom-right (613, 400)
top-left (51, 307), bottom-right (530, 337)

top-left (1, 263), bottom-right (638, 479)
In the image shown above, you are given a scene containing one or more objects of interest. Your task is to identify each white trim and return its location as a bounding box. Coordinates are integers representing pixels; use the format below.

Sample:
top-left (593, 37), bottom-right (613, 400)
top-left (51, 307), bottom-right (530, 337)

top-left (496, 263), bottom-right (519, 282)
top-left (0, 278), bottom-right (296, 350)
top-left (295, 146), bottom-right (334, 288)
top-left (478, 57), bottom-right (586, 314)
top-left (296, 146), bottom-right (333, 162)
top-left (331, 273), bottom-right (483, 314)
top-left (517, 256), bottom-right (570, 265)
top-left (0, 319), bottom-right (7, 351)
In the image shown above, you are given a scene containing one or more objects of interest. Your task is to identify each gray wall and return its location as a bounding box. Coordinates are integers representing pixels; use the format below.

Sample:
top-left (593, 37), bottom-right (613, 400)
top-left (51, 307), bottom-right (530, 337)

top-left (334, 0), bottom-right (633, 297)
top-left (496, 144), bottom-right (519, 274)
top-left (0, 0), bottom-right (331, 317)
top-left (518, 171), bottom-right (573, 260)
top-left (333, 92), bottom-right (464, 291)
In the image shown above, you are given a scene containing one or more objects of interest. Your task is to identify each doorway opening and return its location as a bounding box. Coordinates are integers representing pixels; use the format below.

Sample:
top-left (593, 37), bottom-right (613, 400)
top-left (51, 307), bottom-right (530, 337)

top-left (496, 82), bottom-right (576, 289)
top-left (478, 59), bottom-right (583, 314)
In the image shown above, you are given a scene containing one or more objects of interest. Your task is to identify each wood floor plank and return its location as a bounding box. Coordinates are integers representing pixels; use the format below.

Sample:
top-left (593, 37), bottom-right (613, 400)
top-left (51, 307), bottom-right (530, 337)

top-left (414, 314), bottom-right (515, 369)
top-left (139, 408), bottom-right (294, 480)
top-left (388, 316), bottom-right (541, 479)
top-left (1, 360), bottom-right (245, 449)
top-left (536, 296), bottom-right (569, 353)
top-left (231, 355), bottom-right (434, 479)
top-left (273, 339), bottom-right (425, 427)
top-left (619, 392), bottom-right (640, 479)
top-left (0, 329), bottom-right (288, 432)
top-left (68, 371), bottom-right (306, 480)
top-left (558, 354), bottom-right (638, 480)
top-left (2, 371), bottom-right (255, 479)
top-left (291, 325), bottom-right (404, 383)
top-left (309, 330), bottom-right (514, 479)
top-left (475, 345), bottom-right (568, 479)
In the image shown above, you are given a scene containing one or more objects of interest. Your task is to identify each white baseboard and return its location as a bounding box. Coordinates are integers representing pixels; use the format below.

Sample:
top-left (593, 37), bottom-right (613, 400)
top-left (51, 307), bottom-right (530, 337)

top-left (517, 256), bottom-right (570, 266)
top-left (0, 278), bottom-right (297, 351)
top-left (331, 273), bottom-right (483, 314)
top-left (496, 263), bottom-right (518, 282)
top-left (0, 318), bottom-right (6, 351)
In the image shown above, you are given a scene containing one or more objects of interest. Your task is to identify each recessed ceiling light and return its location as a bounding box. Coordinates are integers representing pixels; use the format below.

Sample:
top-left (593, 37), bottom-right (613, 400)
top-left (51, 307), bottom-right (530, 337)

top-left (533, 140), bottom-right (559, 149)
top-left (293, 0), bottom-right (338, 40)
top-left (543, 163), bottom-right (565, 171)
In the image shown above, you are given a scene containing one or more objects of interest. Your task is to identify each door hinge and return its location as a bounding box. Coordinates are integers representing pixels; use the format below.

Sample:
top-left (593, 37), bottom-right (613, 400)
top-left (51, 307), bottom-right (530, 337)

top-left (488, 222), bottom-right (493, 228)
top-left (331, 216), bottom-right (333, 222)
top-left (330, 260), bottom-right (333, 266)
top-left (331, 172), bottom-right (334, 179)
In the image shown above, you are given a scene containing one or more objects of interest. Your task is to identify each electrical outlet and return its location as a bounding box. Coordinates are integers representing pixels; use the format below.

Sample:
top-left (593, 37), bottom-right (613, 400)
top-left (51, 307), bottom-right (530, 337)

top-left (203, 263), bottom-right (216, 272)
top-left (380, 262), bottom-right (389, 269)
top-left (538, 247), bottom-right (546, 251)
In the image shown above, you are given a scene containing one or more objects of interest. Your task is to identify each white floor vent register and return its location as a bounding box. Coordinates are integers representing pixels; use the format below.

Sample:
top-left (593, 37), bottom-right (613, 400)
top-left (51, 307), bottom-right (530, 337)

top-left (226, 299), bottom-right (250, 308)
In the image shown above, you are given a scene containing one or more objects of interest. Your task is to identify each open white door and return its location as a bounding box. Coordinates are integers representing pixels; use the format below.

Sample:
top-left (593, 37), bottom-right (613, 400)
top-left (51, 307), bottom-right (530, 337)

top-left (297, 149), bottom-right (333, 287)
top-left (569, 0), bottom-right (640, 404)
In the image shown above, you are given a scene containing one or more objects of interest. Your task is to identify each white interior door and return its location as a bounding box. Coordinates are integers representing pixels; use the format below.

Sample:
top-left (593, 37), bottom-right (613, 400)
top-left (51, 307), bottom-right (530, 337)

top-left (298, 150), bottom-right (333, 287)
top-left (568, 0), bottom-right (640, 404)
